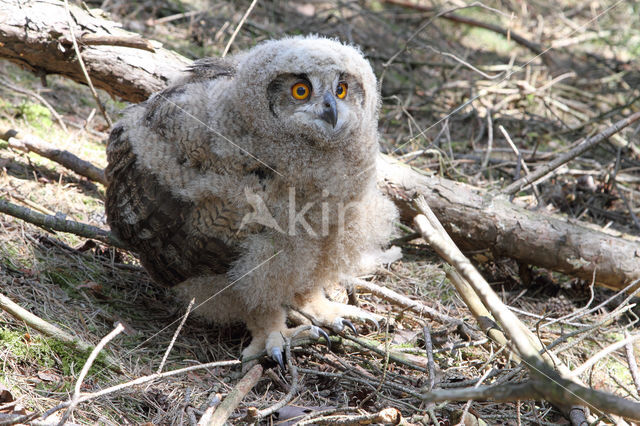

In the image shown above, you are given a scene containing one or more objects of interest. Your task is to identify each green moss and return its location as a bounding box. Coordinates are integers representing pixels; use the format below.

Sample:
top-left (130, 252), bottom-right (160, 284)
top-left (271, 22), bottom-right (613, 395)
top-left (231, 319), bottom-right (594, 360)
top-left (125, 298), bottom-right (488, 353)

top-left (17, 101), bottom-right (52, 130)
top-left (0, 327), bottom-right (108, 378)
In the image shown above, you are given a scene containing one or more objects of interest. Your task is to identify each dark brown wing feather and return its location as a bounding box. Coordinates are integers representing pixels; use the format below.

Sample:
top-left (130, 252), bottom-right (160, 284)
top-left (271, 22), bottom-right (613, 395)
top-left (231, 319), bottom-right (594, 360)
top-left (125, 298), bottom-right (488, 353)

top-left (105, 123), bottom-right (238, 287)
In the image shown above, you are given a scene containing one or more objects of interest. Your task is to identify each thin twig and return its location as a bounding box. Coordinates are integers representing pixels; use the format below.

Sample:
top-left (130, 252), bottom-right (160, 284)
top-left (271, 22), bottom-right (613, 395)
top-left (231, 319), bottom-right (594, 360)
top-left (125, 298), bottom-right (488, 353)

top-left (423, 325), bottom-right (436, 391)
top-left (221, 0), bottom-right (258, 58)
top-left (382, 0), bottom-right (545, 55)
top-left (504, 111), bottom-right (640, 195)
top-left (57, 323), bottom-right (125, 426)
top-left (297, 407), bottom-right (402, 425)
top-left (40, 360), bottom-right (241, 421)
top-left (570, 333), bottom-right (640, 378)
top-left (203, 363), bottom-right (263, 425)
top-left (158, 298), bottom-right (195, 374)
top-left (0, 77), bottom-right (68, 132)
top-left (351, 277), bottom-right (464, 327)
top-left (63, 0), bottom-right (112, 127)
top-left (61, 34), bottom-right (156, 52)
top-left (624, 331), bottom-right (640, 397)
top-left (500, 125), bottom-right (541, 203)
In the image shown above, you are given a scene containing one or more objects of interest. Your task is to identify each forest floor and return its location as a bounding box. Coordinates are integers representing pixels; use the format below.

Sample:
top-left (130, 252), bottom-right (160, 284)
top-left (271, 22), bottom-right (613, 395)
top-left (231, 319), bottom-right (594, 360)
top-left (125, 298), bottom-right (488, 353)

top-left (1, 0), bottom-right (639, 424)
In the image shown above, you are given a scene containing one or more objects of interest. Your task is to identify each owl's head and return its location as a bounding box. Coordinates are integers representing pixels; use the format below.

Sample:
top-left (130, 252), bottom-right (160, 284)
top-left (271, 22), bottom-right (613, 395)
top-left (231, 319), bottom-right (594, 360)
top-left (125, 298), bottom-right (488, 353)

top-left (231, 36), bottom-right (379, 149)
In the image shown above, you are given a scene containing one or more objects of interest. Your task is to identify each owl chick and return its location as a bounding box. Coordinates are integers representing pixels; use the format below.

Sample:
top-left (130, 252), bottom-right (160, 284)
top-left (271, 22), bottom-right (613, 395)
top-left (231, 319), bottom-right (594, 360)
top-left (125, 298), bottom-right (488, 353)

top-left (105, 35), bottom-right (399, 365)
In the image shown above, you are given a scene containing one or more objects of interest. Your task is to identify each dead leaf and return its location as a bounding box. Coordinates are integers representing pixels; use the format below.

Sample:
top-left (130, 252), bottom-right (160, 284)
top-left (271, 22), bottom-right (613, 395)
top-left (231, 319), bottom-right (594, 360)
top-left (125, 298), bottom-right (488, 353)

top-left (392, 328), bottom-right (420, 345)
top-left (77, 281), bottom-right (103, 293)
top-left (276, 405), bottom-right (330, 425)
top-left (0, 384), bottom-right (14, 404)
top-left (294, 4), bottom-right (315, 17)
top-left (37, 371), bottom-right (59, 382)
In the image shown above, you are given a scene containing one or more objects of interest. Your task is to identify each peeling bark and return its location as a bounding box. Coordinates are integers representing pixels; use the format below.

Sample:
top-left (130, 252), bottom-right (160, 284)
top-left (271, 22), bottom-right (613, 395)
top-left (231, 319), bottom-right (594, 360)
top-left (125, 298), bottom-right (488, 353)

top-left (0, 0), bottom-right (190, 102)
top-left (378, 157), bottom-right (640, 291)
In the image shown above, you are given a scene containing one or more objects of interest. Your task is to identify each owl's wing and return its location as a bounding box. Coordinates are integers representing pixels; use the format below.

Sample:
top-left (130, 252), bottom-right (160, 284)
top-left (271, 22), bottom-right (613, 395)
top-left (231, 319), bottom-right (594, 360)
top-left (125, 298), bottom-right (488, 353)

top-left (105, 123), bottom-right (239, 287)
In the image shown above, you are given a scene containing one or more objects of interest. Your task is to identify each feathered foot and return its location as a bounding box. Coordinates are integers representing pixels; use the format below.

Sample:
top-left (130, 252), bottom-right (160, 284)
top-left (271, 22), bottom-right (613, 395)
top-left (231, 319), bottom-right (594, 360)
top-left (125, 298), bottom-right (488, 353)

top-left (241, 310), bottom-right (329, 369)
top-left (295, 289), bottom-right (382, 335)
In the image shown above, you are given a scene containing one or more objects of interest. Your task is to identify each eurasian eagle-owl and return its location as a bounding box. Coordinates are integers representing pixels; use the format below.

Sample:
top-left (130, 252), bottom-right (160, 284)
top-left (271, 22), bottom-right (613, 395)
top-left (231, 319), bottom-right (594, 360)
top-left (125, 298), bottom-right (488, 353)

top-left (106, 35), bottom-right (399, 364)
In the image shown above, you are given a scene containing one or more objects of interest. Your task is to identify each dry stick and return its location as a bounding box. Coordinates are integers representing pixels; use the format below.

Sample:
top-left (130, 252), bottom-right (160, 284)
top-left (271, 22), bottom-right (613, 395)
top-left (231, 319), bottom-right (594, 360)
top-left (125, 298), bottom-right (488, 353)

top-left (423, 325), bottom-right (437, 391)
top-left (1, 128), bottom-right (107, 185)
top-left (221, 0), bottom-right (258, 58)
top-left (351, 277), bottom-right (464, 327)
top-left (157, 298), bottom-right (195, 374)
top-left (0, 77), bottom-right (68, 132)
top-left (57, 323), bottom-right (125, 426)
top-left (444, 268), bottom-right (517, 362)
top-left (40, 360), bottom-right (241, 421)
top-left (624, 331), bottom-right (640, 397)
top-left (504, 111), bottom-right (640, 195)
top-left (63, 34), bottom-right (156, 52)
top-left (570, 333), bottom-right (640, 378)
top-left (413, 197), bottom-right (640, 421)
top-left (381, 0), bottom-right (545, 56)
top-left (500, 125), bottom-right (541, 202)
top-left (196, 394), bottom-right (222, 426)
top-left (202, 363), bottom-right (263, 426)
top-left (342, 334), bottom-right (427, 373)
top-left (62, 0), bottom-right (112, 127)
top-left (0, 197), bottom-right (126, 249)
top-left (297, 407), bottom-right (402, 425)
top-left (0, 292), bottom-right (121, 372)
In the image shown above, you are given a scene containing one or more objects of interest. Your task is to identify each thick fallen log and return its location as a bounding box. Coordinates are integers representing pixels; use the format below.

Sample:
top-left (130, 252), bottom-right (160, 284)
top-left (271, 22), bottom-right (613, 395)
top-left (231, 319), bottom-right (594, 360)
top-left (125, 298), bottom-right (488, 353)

top-left (1, 0), bottom-right (639, 291)
top-left (0, 0), bottom-right (190, 102)
top-left (378, 157), bottom-right (640, 290)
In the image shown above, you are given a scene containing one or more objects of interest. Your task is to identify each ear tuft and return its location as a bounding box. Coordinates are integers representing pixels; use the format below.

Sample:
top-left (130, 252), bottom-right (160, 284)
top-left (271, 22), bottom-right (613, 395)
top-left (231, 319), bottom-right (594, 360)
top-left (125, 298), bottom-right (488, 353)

top-left (187, 57), bottom-right (237, 82)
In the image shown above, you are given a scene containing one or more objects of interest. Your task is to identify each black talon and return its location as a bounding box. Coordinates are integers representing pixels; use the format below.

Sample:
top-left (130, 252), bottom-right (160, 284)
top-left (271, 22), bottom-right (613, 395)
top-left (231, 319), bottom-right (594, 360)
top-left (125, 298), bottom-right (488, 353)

top-left (342, 319), bottom-right (358, 336)
top-left (271, 347), bottom-right (285, 370)
top-left (318, 327), bottom-right (331, 351)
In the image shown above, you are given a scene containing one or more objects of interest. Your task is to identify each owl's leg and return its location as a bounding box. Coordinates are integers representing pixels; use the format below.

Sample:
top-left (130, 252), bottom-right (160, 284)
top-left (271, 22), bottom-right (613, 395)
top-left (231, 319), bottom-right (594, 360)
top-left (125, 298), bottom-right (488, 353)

top-left (242, 309), bottom-right (329, 369)
top-left (294, 288), bottom-right (382, 335)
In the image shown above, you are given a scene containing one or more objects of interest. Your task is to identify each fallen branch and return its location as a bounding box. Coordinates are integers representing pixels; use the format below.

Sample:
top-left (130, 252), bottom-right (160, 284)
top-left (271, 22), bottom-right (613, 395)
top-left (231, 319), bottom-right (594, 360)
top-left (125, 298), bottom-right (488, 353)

top-left (413, 197), bottom-right (640, 421)
top-left (504, 111), bottom-right (640, 195)
top-left (379, 156), bottom-right (640, 291)
top-left (202, 364), bottom-right (263, 426)
top-left (0, 0), bottom-right (190, 103)
top-left (0, 292), bottom-right (121, 372)
top-left (0, 197), bottom-right (126, 248)
top-left (1, 127), bottom-right (107, 185)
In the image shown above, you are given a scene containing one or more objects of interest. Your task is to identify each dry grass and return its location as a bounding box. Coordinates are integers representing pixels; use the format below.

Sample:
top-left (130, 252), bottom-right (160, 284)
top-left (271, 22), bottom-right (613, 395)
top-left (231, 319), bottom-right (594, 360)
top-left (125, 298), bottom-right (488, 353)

top-left (1, 0), bottom-right (639, 424)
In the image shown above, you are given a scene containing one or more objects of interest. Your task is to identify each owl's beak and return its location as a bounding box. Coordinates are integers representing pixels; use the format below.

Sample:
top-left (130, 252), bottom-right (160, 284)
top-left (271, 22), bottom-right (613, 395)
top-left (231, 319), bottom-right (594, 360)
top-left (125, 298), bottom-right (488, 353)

top-left (319, 91), bottom-right (338, 128)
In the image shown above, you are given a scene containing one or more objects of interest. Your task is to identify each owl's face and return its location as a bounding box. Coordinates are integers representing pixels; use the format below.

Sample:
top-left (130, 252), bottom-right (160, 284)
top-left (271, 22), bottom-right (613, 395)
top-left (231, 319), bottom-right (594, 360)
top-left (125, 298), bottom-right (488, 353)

top-left (266, 70), bottom-right (366, 147)
top-left (232, 36), bottom-right (379, 152)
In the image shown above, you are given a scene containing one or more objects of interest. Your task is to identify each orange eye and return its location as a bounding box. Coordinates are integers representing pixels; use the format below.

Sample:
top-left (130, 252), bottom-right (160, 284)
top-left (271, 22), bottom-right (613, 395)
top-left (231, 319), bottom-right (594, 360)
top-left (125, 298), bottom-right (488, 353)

top-left (336, 82), bottom-right (348, 99)
top-left (291, 82), bottom-right (311, 100)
